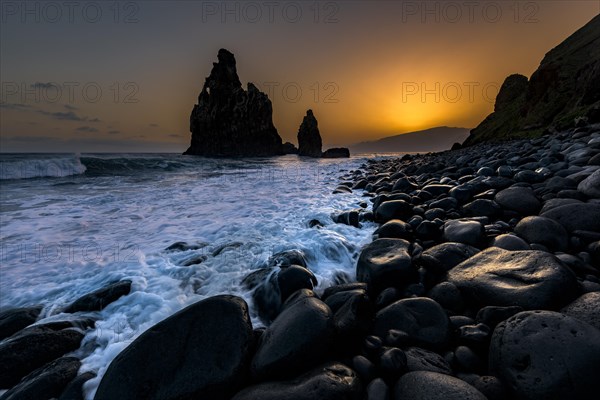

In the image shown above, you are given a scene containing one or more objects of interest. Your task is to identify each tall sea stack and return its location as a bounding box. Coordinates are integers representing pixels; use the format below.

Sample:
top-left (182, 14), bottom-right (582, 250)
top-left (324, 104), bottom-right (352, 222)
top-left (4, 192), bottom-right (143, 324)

top-left (184, 49), bottom-right (283, 157)
top-left (297, 109), bottom-right (323, 157)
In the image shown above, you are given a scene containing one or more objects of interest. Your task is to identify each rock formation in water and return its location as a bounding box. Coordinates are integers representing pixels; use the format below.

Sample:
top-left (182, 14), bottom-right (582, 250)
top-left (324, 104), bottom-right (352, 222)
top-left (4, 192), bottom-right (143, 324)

top-left (297, 110), bottom-right (323, 157)
top-left (322, 148), bottom-right (350, 158)
top-left (184, 49), bottom-right (283, 157)
top-left (464, 14), bottom-right (600, 145)
top-left (282, 142), bottom-right (298, 154)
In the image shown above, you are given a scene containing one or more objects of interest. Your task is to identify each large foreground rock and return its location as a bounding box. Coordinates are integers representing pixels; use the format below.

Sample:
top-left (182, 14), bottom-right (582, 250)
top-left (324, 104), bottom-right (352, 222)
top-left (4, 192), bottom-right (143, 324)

top-left (490, 311), bottom-right (600, 399)
top-left (0, 357), bottom-right (80, 400)
top-left (0, 327), bottom-right (84, 388)
top-left (0, 306), bottom-right (42, 340)
top-left (184, 49), bottom-right (283, 156)
top-left (251, 297), bottom-right (334, 381)
top-left (394, 371), bottom-right (487, 400)
top-left (94, 295), bottom-right (254, 400)
top-left (233, 363), bottom-right (362, 400)
top-left (447, 248), bottom-right (579, 310)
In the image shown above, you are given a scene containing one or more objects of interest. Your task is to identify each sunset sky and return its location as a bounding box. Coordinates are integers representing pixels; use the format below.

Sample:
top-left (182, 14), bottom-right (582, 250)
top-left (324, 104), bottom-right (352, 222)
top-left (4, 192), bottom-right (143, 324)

top-left (1, 1), bottom-right (598, 152)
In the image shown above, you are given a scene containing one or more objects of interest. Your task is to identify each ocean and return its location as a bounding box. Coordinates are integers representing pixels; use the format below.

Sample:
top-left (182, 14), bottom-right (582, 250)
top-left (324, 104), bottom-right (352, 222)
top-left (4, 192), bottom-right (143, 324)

top-left (0, 152), bottom-right (381, 398)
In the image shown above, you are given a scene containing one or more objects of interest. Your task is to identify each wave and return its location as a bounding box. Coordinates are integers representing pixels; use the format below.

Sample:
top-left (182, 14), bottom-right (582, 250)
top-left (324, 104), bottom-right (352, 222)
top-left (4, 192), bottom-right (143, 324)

top-left (0, 155), bottom-right (87, 180)
top-left (80, 156), bottom-right (192, 177)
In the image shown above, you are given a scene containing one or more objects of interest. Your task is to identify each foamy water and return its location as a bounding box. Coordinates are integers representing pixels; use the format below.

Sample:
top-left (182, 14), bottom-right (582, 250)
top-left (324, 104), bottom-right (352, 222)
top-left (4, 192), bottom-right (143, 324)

top-left (0, 153), bottom-right (378, 398)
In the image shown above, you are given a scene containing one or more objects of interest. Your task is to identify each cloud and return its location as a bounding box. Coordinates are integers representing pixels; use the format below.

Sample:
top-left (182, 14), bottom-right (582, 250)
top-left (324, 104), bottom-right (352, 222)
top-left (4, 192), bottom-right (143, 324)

top-left (88, 117), bottom-right (101, 123)
top-left (38, 110), bottom-right (83, 121)
top-left (64, 104), bottom-right (78, 110)
top-left (168, 133), bottom-right (183, 138)
top-left (75, 126), bottom-right (99, 133)
top-left (30, 82), bottom-right (58, 89)
top-left (149, 123), bottom-right (159, 127)
top-left (0, 102), bottom-right (33, 110)
top-left (108, 130), bottom-right (121, 135)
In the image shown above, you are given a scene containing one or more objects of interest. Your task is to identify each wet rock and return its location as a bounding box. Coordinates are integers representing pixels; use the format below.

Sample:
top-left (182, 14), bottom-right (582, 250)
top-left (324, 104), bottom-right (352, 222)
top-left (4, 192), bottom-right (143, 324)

top-left (443, 220), bottom-right (485, 247)
top-left (476, 305), bottom-right (524, 330)
top-left (462, 199), bottom-right (501, 218)
top-left (0, 357), bottom-right (80, 400)
top-left (405, 347), bottom-right (452, 374)
top-left (268, 250), bottom-right (308, 269)
top-left (447, 247), bottom-right (579, 310)
top-left (373, 298), bottom-right (449, 349)
top-left (374, 200), bottom-right (413, 223)
top-left (379, 347), bottom-right (408, 381)
top-left (232, 363), bottom-right (362, 400)
top-left (577, 169), bottom-right (600, 198)
top-left (418, 242), bottom-right (479, 274)
top-left (63, 280), bottom-right (131, 313)
top-left (490, 234), bottom-right (530, 251)
top-left (541, 203), bottom-right (600, 232)
top-left (560, 292), bottom-right (600, 330)
top-left (393, 371), bottom-right (487, 400)
top-left (489, 310), bottom-right (600, 400)
top-left (514, 216), bottom-right (569, 251)
top-left (376, 219), bottom-right (412, 240)
top-left (0, 327), bottom-right (84, 388)
top-left (0, 306), bottom-right (42, 341)
top-left (322, 148), bottom-right (350, 158)
top-left (184, 49), bottom-right (283, 156)
top-left (57, 371), bottom-right (96, 400)
top-left (366, 378), bottom-right (390, 400)
top-left (297, 109), bottom-right (322, 157)
top-left (94, 295), bottom-right (254, 400)
top-left (427, 282), bottom-right (464, 313)
top-left (494, 186), bottom-right (541, 215)
top-left (251, 297), bottom-right (334, 381)
top-left (356, 239), bottom-right (417, 295)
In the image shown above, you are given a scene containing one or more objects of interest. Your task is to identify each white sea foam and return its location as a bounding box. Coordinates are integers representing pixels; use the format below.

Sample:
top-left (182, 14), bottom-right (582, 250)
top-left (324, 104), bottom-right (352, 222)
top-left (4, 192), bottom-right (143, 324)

top-left (0, 154), bottom-right (378, 399)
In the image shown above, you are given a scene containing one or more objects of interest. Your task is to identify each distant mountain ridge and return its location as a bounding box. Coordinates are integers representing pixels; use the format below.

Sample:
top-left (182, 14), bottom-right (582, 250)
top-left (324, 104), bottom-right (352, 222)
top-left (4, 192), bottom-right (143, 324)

top-left (464, 14), bottom-right (600, 146)
top-left (350, 126), bottom-right (470, 153)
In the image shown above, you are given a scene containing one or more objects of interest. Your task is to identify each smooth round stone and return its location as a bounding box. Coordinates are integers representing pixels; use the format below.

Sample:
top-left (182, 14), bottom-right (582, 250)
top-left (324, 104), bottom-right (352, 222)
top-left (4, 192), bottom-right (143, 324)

top-left (514, 216), bottom-right (569, 251)
top-left (393, 177), bottom-right (418, 193)
top-left (418, 242), bottom-right (479, 273)
top-left (560, 292), bottom-right (600, 330)
top-left (375, 200), bottom-right (413, 223)
top-left (443, 220), bottom-right (485, 247)
top-left (93, 295), bottom-right (253, 400)
top-left (497, 165), bottom-right (513, 177)
top-left (377, 219), bottom-right (412, 240)
top-left (454, 346), bottom-right (482, 372)
top-left (489, 311), bottom-right (600, 400)
top-left (491, 234), bottom-right (530, 251)
top-left (422, 184), bottom-right (453, 196)
top-left (393, 371), bottom-right (487, 400)
top-left (232, 363), bottom-right (362, 400)
top-left (427, 282), bottom-right (464, 313)
top-left (477, 167), bottom-right (494, 177)
top-left (449, 185), bottom-right (472, 204)
top-left (373, 298), bottom-right (449, 349)
top-left (541, 203), bottom-right (600, 232)
top-left (405, 347), bottom-right (452, 375)
top-left (578, 169), bottom-right (600, 198)
top-left (0, 306), bottom-right (42, 341)
top-left (539, 198), bottom-right (582, 213)
top-left (447, 247), bottom-right (579, 310)
top-left (366, 378), bottom-right (390, 400)
top-left (356, 239), bottom-right (417, 295)
top-left (379, 348), bottom-right (408, 380)
top-left (251, 297), bottom-right (334, 381)
top-left (494, 187), bottom-right (541, 215)
top-left (462, 199), bottom-right (501, 218)
top-left (429, 197), bottom-right (458, 211)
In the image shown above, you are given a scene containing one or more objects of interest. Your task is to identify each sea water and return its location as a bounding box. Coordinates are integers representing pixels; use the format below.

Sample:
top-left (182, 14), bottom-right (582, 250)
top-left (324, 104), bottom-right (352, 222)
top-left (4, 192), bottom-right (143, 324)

top-left (0, 153), bottom-right (381, 398)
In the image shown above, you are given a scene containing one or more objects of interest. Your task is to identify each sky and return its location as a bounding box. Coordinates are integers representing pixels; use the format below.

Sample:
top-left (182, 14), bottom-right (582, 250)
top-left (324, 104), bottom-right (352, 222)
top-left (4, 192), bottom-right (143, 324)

top-left (1, 0), bottom-right (598, 152)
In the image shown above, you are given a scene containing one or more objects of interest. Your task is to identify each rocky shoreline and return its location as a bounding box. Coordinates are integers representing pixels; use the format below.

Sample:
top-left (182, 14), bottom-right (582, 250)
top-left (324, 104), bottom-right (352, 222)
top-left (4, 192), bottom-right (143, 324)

top-left (1, 125), bottom-right (599, 399)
